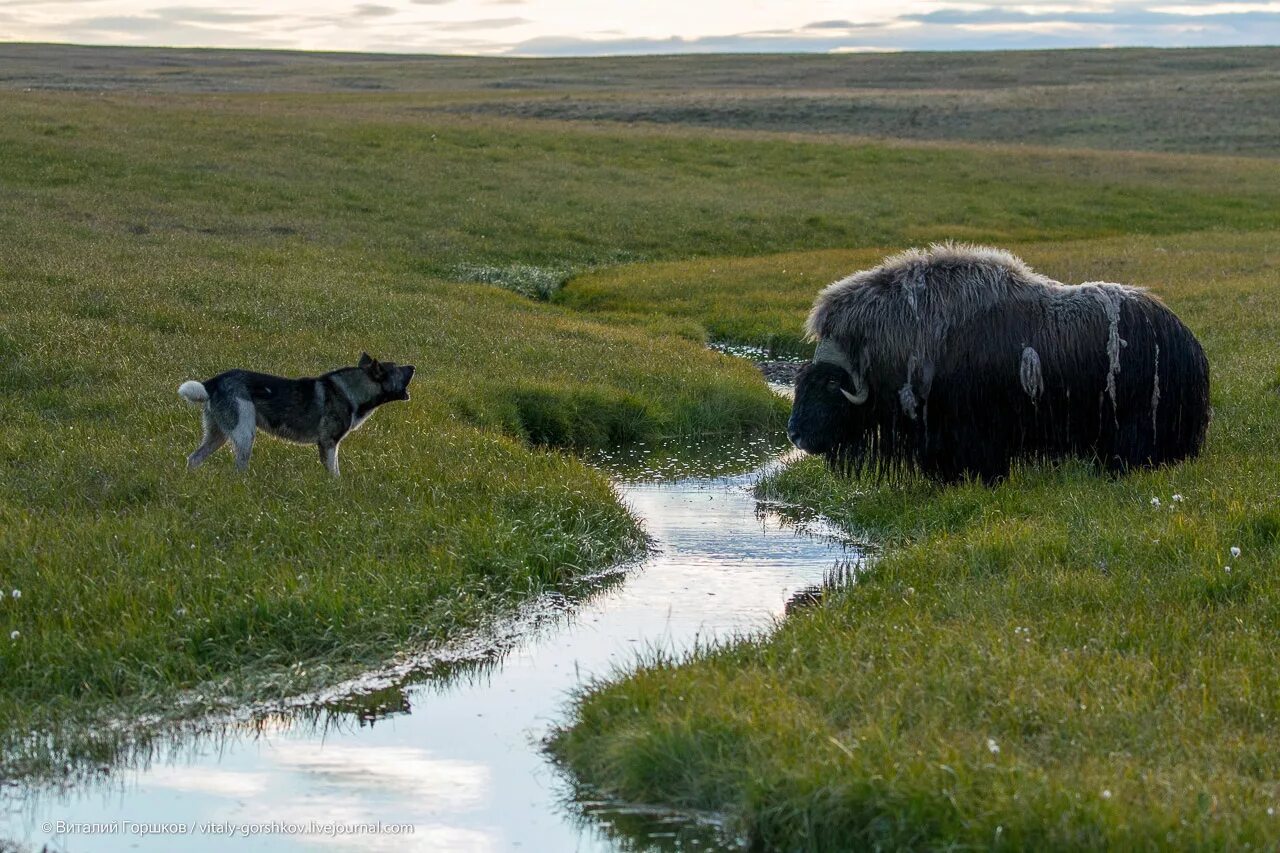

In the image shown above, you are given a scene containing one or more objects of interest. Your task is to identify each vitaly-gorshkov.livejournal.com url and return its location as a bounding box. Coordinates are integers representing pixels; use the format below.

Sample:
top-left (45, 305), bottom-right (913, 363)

top-left (43, 819), bottom-right (416, 839)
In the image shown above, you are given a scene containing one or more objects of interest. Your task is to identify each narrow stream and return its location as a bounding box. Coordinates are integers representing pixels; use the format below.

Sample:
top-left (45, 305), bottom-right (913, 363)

top-left (3, 438), bottom-right (861, 852)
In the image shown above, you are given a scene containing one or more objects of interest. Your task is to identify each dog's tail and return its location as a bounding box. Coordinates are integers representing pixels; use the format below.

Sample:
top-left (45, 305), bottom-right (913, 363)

top-left (178, 380), bottom-right (209, 405)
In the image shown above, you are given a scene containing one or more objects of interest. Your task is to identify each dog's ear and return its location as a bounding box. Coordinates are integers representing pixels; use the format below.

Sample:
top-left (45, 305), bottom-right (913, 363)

top-left (360, 353), bottom-right (387, 380)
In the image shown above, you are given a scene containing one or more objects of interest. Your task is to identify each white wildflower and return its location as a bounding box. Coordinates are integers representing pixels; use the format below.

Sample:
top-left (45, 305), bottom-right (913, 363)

top-left (987, 738), bottom-right (1000, 754)
top-left (1225, 566), bottom-right (1232, 574)
top-left (1102, 789), bottom-right (1112, 800)
top-left (1150, 497), bottom-right (1161, 507)
top-left (8, 631), bottom-right (18, 641)
top-left (10, 590), bottom-right (19, 600)
top-left (1172, 494), bottom-right (1184, 503)
top-left (1231, 546), bottom-right (1242, 558)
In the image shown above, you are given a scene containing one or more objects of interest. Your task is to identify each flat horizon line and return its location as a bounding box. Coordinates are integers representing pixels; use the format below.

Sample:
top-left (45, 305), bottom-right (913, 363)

top-left (2, 39), bottom-right (1279, 61)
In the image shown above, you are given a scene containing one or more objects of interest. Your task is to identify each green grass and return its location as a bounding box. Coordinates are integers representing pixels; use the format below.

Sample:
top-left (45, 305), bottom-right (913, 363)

top-left (6, 44), bottom-right (1280, 157)
top-left (8, 90), bottom-right (1279, 288)
top-left (0, 83), bottom-right (807, 777)
top-left (4, 47), bottom-right (1280, 849)
top-left (550, 231), bottom-right (1280, 848)
top-left (559, 248), bottom-right (884, 356)
top-left (561, 216), bottom-right (1280, 357)
top-left (0, 225), bottom-right (785, 775)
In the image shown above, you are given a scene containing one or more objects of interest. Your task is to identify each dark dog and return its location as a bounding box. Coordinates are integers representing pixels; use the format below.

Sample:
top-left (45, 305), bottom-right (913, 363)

top-left (178, 353), bottom-right (415, 477)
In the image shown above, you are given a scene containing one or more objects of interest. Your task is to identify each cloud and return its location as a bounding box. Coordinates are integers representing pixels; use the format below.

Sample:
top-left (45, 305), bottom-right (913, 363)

top-left (903, 7), bottom-right (1170, 25)
top-left (149, 5), bottom-right (284, 24)
top-left (4, 0), bottom-right (1280, 56)
top-left (434, 15), bottom-right (528, 30)
top-left (1153, 2), bottom-right (1280, 12)
top-left (0, 0), bottom-right (113, 5)
top-left (61, 14), bottom-right (209, 34)
top-left (44, 12), bottom-right (296, 47)
top-left (802, 19), bottom-right (890, 30)
top-left (505, 6), bottom-right (1280, 56)
top-left (498, 1), bottom-right (1280, 56)
top-left (353, 3), bottom-right (398, 17)
top-left (900, 3), bottom-right (1280, 28)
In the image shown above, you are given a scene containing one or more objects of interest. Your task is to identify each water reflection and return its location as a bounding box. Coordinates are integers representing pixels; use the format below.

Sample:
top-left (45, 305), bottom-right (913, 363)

top-left (784, 559), bottom-right (861, 615)
top-left (3, 437), bottom-right (861, 853)
top-left (585, 432), bottom-right (790, 483)
top-left (570, 799), bottom-right (744, 852)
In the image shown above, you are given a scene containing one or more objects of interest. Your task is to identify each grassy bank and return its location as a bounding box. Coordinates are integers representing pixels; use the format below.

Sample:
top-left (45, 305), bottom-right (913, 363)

top-left (0, 82), bottom-right (801, 777)
top-left (0, 223), bottom-right (785, 776)
top-left (551, 231), bottom-right (1280, 848)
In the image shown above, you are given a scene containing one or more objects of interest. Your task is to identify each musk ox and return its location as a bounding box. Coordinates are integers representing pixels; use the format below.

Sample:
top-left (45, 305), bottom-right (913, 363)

top-left (787, 244), bottom-right (1210, 483)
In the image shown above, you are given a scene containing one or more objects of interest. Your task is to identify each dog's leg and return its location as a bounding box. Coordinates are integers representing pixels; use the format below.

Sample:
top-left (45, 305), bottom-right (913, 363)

top-left (318, 441), bottom-right (340, 478)
top-left (187, 410), bottom-right (227, 469)
top-left (228, 399), bottom-right (257, 472)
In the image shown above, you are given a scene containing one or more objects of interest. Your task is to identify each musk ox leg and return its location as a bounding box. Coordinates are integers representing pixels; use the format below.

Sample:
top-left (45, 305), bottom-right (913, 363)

top-left (920, 422), bottom-right (1012, 485)
top-left (961, 453), bottom-right (1012, 485)
top-left (923, 456), bottom-right (1010, 485)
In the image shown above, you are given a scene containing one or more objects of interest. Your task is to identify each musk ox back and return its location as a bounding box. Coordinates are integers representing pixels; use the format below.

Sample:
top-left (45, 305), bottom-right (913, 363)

top-left (787, 244), bottom-right (1210, 483)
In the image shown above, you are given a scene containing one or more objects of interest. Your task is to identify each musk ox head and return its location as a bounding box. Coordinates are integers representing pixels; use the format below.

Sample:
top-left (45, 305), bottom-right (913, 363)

top-left (787, 338), bottom-right (872, 458)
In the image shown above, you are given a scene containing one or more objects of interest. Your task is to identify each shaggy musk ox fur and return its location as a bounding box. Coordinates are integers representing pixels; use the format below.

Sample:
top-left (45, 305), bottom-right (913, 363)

top-left (788, 244), bottom-right (1210, 483)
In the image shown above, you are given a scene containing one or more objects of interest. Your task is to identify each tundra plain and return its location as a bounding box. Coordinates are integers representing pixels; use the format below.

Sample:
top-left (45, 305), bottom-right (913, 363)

top-left (2, 44), bottom-right (1279, 848)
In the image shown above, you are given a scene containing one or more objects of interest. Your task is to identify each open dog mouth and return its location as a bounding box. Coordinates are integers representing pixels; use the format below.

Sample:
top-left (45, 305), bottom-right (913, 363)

top-left (398, 366), bottom-right (415, 400)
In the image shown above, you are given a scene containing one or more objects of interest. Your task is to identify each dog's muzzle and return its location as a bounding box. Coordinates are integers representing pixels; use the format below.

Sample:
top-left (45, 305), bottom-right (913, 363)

top-left (397, 365), bottom-right (416, 400)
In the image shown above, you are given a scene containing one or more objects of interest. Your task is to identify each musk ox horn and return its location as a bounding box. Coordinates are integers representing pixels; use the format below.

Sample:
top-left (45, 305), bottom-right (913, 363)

top-left (840, 384), bottom-right (867, 405)
top-left (814, 338), bottom-right (869, 404)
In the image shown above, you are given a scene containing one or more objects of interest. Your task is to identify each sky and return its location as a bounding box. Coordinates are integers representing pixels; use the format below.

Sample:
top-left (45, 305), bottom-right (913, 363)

top-left (1, 0), bottom-right (1279, 55)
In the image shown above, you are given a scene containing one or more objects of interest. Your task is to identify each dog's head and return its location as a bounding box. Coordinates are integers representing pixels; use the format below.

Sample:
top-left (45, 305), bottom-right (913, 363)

top-left (359, 352), bottom-right (415, 402)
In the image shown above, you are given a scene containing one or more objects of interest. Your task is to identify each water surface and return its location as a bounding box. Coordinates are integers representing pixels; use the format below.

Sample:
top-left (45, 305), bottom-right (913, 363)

top-left (3, 439), bottom-right (859, 852)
